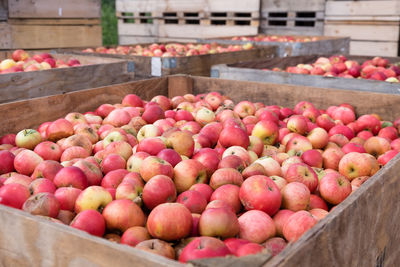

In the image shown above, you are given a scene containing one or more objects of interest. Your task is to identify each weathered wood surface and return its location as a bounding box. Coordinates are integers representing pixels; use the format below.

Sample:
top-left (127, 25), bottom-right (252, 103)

top-left (211, 54), bottom-right (400, 95)
top-left (200, 36), bottom-right (350, 57)
top-left (7, 0), bottom-right (101, 18)
top-left (0, 53), bottom-right (135, 104)
top-left (1, 75), bottom-right (400, 266)
top-left (63, 45), bottom-right (277, 78)
top-left (262, 0), bottom-right (325, 12)
top-left (325, 0), bottom-right (400, 17)
top-left (0, 0), bottom-right (7, 21)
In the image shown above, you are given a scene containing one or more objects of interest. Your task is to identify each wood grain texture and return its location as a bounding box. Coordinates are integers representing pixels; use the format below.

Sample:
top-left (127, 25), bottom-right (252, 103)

top-left (7, 0), bottom-right (101, 18)
top-left (0, 78), bottom-right (167, 136)
top-left (0, 0), bottom-right (7, 21)
top-left (262, 0), bottom-right (325, 12)
top-left (325, 0), bottom-right (400, 17)
top-left (0, 53), bottom-right (135, 104)
top-left (324, 23), bottom-right (400, 42)
top-left (350, 41), bottom-right (399, 57)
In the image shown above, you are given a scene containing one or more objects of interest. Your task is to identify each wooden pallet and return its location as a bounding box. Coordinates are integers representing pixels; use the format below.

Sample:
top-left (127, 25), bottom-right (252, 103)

top-left (61, 44), bottom-right (277, 78)
top-left (0, 52), bottom-right (134, 103)
top-left (1, 75), bottom-right (400, 266)
top-left (211, 54), bottom-right (400, 95)
top-left (324, 1), bottom-right (400, 57)
top-left (261, 0), bottom-right (325, 36)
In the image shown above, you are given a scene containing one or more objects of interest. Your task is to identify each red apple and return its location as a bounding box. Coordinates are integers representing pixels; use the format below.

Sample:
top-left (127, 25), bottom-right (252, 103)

top-left (70, 209), bottom-right (105, 237)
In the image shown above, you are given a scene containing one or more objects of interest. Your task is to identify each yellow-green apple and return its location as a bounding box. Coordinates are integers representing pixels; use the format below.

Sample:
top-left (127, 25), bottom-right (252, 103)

top-left (378, 150), bottom-right (398, 165)
top-left (136, 125), bottom-right (161, 142)
top-left (29, 178), bottom-right (56, 195)
top-left (0, 150), bottom-right (15, 174)
top-left (309, 208), bottom-right (329, 221)
top-left (15, 129), bottom-right (42, 149)
top-left (53, 166), bottom-right (88, 189)
top-left (319, 172), bottom-right (351, 205)
top-left (142, 174), bottom-right (176, 210)
top-left (173, 159), bottom-right (207, 193)
top-left (0, 59), bottom-right (16, 70)
top-left (242, 163), bottom-right (267, 179)
top-left (101, 154), bottom-right (126, 173)
top-left (122, 94), bottom-right (144, 107)
top-left (84, 113), bottom-right (103, 125)
top-left (139, 156), bottom-right (173, 182)
top-left (233, 101), bottom-right (256, 118)
top-left (338, 152), bottom-right (372, 180)
top-left (363, 136), bottom-right (391, 157)
top-left (210, 184), bottom-right (241, 213)
top-left (218, 155), bottom-right (246, 172)
top-left (239, 175), bottom-right (281, 216)
top-left (308, 194), bottom-right (328, 211)
top-left (70, 209), bottom-right (105, 237)
top-left (272, 209), bottom-right (295, 237)
top-left (179, 236), bottom-right (231, 263)
top-left (103, 130), bottom-right (128, 147)
top-left (307, 127), bottom-right (329, 149)
top-left (60, 146), bottom-right (90, 162)
top-left (54, 187), bottom-right (82, 211)
top-left (238, 210), bottom-right (276, 243)
top-left (251, 120), bottom-right (278, 146)
top-left (301, 149), bottom-right (322, 168)
top-left (281, 182), bottom-right (310, 211)
top-left (165, 130), bottom-right (194, 157)
top-left (282, 210), bottom-right (317, 242)
top-left (177, 101), bottom-right (195, 112)
top-left (286, 135), bottom-right (313, 155)
top-left (264, 237), bottom-right (287, 256)
top-left (73, 159), bottom-right (102, 186)
top-left (102, 199), bottom-right (145, 232)
top-left (126, 152), bottom-right (149, 172)
top-left (74, 185), bottom-right (113, 213)
top-left (46, 119), bottom-right (74, 142)
top-left (195, 108), bottom-right (215, 125)
top-left (322, 147), bottom-right (344, 170)
top-left (270, 175), bottom-right (287, 191)
top-left (121, 226), bottom-right (150, 247)
top-left (65, 112), bottom-right (88, 126)
top-left (137, 137), bottom-right (166, 156)
top-left (254, 156), bottom-right (282, 176)
top-left (236, 243), bottom-right (265, 257)
top-left (147, 203), bottom-right (192, 241)
top-left (101, 169), bottom-right (129, 189)
top-left (189, 183), bottom-right (214, 202)
top-left (198, 207), bottom-right (239, 238)
top-left (0, 183), bottom-right (31, 209)
top-left (209, 168), bottom-right (243, 190)
top-left (135, 239), bottom-right (175, 259)
top-left (14, 149), bottom-right (43, 176)
top-left (177, 190), bottom-right (207, 214)
top-left (23, 192), bottom-right (60, 218)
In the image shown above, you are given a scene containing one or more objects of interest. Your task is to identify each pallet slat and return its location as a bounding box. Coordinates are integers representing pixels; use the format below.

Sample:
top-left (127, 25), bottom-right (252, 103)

top-left (324, 23), bottom-right (400, 42)
top-left (325, 0), bottom-right (400, 17)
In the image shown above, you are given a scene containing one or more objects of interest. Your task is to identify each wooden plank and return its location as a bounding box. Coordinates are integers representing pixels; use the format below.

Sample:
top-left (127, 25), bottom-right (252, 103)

top-left (260, 24), bottom-right (324, 37)
top-left (7, 18), bottom-right (101, 25)
top-left (325, 15), bottom-right (400, 22)
top-left (2, 24), bottom-right (102, 49)
top-left (324, 23), bottom-right (400, 42)
top-left (7, 0), bottom-right (101, 18)
top-left (350, 41), bottom-right (399, 57)
top-left (116, 0), bottom-right (260, 13)
top-left (0, 53), bottom-right (135, 104)
top-left (325, 0), bottom-right (400, 17)
top-left (0, 22), bottom-right (11, 48)
top-left (0, 0), bottom-right (7, 21)
top-left (261, 0), bottom-right (326, 12)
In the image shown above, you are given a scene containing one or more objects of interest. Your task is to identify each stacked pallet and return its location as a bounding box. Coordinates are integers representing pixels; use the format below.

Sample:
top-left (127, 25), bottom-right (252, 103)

top-left (260, 0), bottom-right (326, 36)
top-left (0, 0), bottom-right (102, 49)
top-left (116, 0), bottom-right (260, 44)
top-left (324, 1), bottom-right (400, 57)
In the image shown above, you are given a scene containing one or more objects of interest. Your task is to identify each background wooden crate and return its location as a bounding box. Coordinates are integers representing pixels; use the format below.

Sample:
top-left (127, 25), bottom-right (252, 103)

top-left (1, 76), bottom-right (400, 267)
top-left (0, 0), bottom-right (102, 49)
top-left (0, 52), bottom-right (134, 103)
top-left (324, 0), bottom-right (400, 57)
top-left (116, 0), bottom-right (260, 44)
top-left (261, 0), bottom-right (326, 36)
top-left (211, 54), bottom-right (400, 94)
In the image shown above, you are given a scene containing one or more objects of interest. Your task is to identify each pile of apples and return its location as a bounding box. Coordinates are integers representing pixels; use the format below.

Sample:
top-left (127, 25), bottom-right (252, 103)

top-left (82, 42), bottom-right (254, 57)
top-left (0, 91), bottom-right (399, 263)
top-left (0, 50), bottom-right (81, 74)
top-left (265, 55), bottom-right (400, 82)
top-left (231, 35), bottom-right (319, 43)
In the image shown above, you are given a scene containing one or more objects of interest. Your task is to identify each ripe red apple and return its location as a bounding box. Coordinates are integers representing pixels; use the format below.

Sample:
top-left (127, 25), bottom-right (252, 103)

top-left (0, 183), bottom-right (31, 209)
top-left (251, 120), bottom-right (279, 146)
top-left (189, 183), bottom-right (214, 202)
top-left (120, 226), bottom-right (151, 246)
top-left (219, 125), bottom-right (249, 149)
top-left (319, 172), bottom-right (351, 205)
top-left (139, 156), bottom-right (173, 182)
top-left (54, 187), bottom-right (82, 211)
top-left (308, 194), bottom-right (328, 211)
top-left (198, 207), bottom-right (239, 239)
top-left (285, 163), bottom-right (318, 192)
top-left (281, 182), bottom-right (311, 211)
top-left (102, 199), bottom-right (145, 232)
top-left (142, 174), bottom-right (176, 210)
top-left (135, 239), bottom-right (175, 259)
top-left (272, 209), bottom-right (295, 237)
top-left (0, 150), bottom-right (15, 174)
top-left (46, 119), bottom-right (74, 142)
top-left (264, 237), bottom-right (287, 256)
top-left (179, 236), bottom-right (231, 263)
top-left (34, 141), bottom-right (62, 161)
top-left (210, 184), bottom-right (241, 214)
top-left (283, 210), bottom-right (317, 242)
top-left (29, 178), bottom-right (57, 195)
top-left (338, 152), bottom-right (372, 180)
top-left (173, 159), bottom-right (208, 193)
top-left (23, 192), bottom-right (60, 218)
top-left (209, 168), bottom-right (243, 190)
top-left (53, 166), bottom-right (88, 189)
top-left (177, 190), bottom-right (207, 214)
top-left (70, 209), bottom-right (105, 237)
top-left (238, 210), bottom-right (276, 243)
top-left (14, 149), bottom-right (43, 176)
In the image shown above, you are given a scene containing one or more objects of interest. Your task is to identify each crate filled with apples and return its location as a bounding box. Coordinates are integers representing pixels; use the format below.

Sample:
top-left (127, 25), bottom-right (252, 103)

top-left (62, 42), bottom-right (277, 78)
top-left (0, 75), bottom-right (399, 266)
top-left (212, 54), bottom-right (400, 95)
top-left (0, 49), bottom-right (134, 104)
top-left (200, 35), bottom-right (350, 57)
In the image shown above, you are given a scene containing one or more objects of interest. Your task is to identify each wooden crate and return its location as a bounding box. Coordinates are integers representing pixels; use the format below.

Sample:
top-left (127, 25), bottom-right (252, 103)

top-left (324, 1), bottom-right (400, 57)
top-left (201, 35), bottom-right (350, 57)
top-left (62, 44), bottom-right (277, 78)
top-left (0, 0), bottom-right (102, 49)
top-left (1, 75), bottom-right (400, 267)
top-left (116, 0), bottom-right (259, 42)
top-left (261, 0), bottom-right (326, 36)
top-left (211, 54), bottom-right (400, 94)
top-left (0, 52), bottom-right (134, 103)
